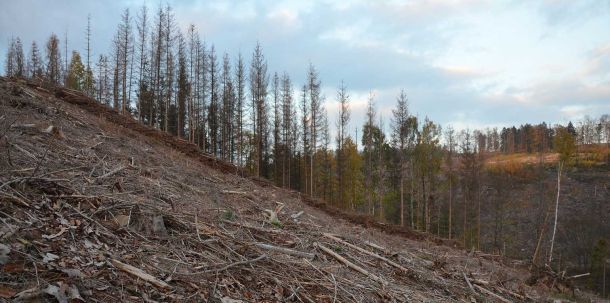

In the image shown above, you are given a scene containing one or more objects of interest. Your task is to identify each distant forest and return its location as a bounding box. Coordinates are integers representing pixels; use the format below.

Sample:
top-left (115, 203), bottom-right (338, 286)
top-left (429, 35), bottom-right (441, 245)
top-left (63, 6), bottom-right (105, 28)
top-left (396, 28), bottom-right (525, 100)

top-left (4, 4), bottom-right (610, 295)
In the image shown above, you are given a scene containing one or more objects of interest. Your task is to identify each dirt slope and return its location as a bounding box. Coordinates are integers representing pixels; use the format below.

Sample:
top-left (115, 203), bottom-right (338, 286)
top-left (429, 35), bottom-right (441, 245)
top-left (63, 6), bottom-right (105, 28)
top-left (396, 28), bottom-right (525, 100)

top-left (0, 77), bottom-right (588, 302)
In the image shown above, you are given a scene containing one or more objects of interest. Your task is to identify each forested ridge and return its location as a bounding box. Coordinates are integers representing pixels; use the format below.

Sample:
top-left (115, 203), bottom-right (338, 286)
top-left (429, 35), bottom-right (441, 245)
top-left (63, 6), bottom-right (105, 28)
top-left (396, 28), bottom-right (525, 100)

top-left (4, 3), bottom-right (610, 297)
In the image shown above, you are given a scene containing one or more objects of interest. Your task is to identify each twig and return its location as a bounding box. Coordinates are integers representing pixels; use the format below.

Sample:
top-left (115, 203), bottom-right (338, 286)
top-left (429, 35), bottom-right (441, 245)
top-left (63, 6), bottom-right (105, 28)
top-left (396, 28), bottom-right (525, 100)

top-left (207, 254), bottom-right (267, 273)
top-left (254, 243), bottom-right (315, 260)
top-left (222, 190), bottom-right (247, 195)
top-left (97, 165), bottom-right (126, 180)
top-left (195, 213), bottom-right (202, 241)
top-left (27, 146), bottom-right (49, 181)
top-left (0, 191), bottom-right (31, 207)
top-left (64, 203), bottom-right (118, 239)
top-left (9, 143), bottom-right (37, 160)
top-left (222, 220), bottom-right (285, 234)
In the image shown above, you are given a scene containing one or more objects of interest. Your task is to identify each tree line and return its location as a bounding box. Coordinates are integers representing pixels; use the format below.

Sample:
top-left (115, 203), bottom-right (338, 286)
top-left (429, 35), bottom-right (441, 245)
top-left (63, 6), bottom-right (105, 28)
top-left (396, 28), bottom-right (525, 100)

top-left (4, 4), bottom-right (610, 295)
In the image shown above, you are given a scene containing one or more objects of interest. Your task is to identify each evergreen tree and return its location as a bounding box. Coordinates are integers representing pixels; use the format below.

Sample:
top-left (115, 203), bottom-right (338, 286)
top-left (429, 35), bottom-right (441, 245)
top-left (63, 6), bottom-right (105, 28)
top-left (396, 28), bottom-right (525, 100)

top-left (84, 14), bottom-right (95, 96)
top-left (208, 45), bottom-right (219, 156)
top-left (28, 41), bottom-right (43, 80)
top-left (234, 52), bottom-right (246, 167)
top-left (221, 53), bottom-right (234, 161)
top-left (336, 82), bottom-right (350, 208)
top-left (14, 37), bottom-right (25, 77)
top-left (249, 42), bottom-right (269, 177)
top-left (307, 63), bottom-right (322, 197)
top-left (280, 73), bottom-right (293, 188)
top-left (66, 51), bottom-right (85, 90)
top-left (176, 33), bottom-right (189, 139)
top-left (45, 34), bottom-right (62, 85)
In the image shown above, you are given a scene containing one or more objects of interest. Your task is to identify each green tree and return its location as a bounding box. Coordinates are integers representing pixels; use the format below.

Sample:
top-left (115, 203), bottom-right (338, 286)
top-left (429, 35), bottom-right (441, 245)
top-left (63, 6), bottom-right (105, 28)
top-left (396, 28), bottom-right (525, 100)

top-left (342, 137), bottom-right (363, 211)
top-left (66, 51), bottom-right (85, 90)
top-left (414, 118), bottom-right (442, 232)
top-left (46, 33), bottom-right (62, 85)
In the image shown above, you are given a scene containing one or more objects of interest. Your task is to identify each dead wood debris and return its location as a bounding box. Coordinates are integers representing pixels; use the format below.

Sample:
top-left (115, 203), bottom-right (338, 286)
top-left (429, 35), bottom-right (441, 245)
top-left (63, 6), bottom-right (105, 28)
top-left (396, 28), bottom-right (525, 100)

top-left (0, 77), bottom-right (581, 302)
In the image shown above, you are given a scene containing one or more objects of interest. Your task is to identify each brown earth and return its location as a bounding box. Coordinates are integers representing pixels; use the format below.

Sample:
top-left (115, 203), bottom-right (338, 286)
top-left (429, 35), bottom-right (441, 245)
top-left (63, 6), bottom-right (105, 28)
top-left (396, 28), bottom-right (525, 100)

top-left (0, 77), bottom-right (596, 302)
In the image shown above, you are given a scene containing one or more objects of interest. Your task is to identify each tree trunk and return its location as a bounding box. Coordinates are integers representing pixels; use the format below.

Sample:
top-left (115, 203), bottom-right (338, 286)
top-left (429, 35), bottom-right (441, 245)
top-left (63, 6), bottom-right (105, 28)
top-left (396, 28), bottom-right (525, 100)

top-left (548, 161), bottom-right (563, 264)
top-left (448, 177), bottom-right (452, 239)
top-left (400, 173), bottom-right (404, 227)
top-left (410, 161), bottom-right (414, 229)
top-left (531, 209), bottom-right (550, 267)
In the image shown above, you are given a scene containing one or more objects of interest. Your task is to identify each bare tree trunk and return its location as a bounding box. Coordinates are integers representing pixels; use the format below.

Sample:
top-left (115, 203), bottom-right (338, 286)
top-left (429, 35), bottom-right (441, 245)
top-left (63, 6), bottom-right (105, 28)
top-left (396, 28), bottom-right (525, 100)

top-left (310, 151), bottom-right (314, 197)
top-left (532, 209), bottom-right (550, 267)
top-left (477, 188), bottom-right (481, 250)
top-left (410, 161), bottom-right (414, 229)
top-left (448, 177), bottom-right (452, 239)
top-left (464, 194), bottom-right (467, 247)
top-left (548, 161), bottom-right (563, 264)
top-left (400, 173), bottom-right (404, 227)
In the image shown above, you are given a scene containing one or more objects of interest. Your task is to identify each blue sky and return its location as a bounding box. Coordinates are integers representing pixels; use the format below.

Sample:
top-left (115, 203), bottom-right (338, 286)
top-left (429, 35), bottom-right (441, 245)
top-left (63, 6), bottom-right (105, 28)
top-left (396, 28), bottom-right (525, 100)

top-left (1, 0), bottom-right (609, 134)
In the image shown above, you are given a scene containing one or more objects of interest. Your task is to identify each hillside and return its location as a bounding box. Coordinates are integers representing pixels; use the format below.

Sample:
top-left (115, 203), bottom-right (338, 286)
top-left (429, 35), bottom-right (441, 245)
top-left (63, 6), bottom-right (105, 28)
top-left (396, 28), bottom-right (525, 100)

top-left (0, 77), bottom-right (598, 302)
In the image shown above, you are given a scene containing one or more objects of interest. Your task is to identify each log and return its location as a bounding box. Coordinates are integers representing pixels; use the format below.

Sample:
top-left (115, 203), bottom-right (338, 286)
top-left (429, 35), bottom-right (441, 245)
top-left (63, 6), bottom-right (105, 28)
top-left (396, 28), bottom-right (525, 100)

top-left (255, 243), bottom-right (315, 260)
top-left (316, 242), bottom-right (386, 285)
top-left (111, 259), bottom-right (170, 289)
top-left (323, 233), bottom-right (409, 273)
top-left (364, 241), bottom-right (392, 255)
top-left (463, 272), bottom-right (476, 295)
top-left (473, 284), bottom-right (512, 303)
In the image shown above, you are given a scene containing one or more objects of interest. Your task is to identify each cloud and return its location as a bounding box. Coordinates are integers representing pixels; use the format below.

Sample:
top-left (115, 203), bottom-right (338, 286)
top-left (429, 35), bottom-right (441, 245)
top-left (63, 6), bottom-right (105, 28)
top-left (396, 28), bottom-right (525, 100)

top-left (536, 0), bottom-right (610, 27)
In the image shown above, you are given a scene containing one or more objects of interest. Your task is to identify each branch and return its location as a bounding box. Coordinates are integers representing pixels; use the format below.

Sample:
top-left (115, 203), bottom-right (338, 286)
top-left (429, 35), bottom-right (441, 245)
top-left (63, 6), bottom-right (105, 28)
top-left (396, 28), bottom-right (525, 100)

top-left (96, 165), bottom-right (126, 180)
top-left (323, 233), bottom-right (409, 273)
top-left (111, 259), bottom-right (170, 289)
top-left (316, 242), bottom-right (386, 285)
top-left (255, 243), bottom-right (315, 260)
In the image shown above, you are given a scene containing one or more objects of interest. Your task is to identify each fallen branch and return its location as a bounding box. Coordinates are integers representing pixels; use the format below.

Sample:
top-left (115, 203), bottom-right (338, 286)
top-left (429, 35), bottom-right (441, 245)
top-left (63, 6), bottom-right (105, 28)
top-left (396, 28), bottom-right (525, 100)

top-left (255, 243), bottom-right (315, 260)
top-left (316, 242), bottom-right (386, 285)
top-left (567, 272), bottom-right (590, 279)
top-left (111, 259), bottom-right (170, 289)
top-left (42, 227), bottom-right (68, 240)
top-left (222, 220), bottom-right (284, 234)
top-left (472, 284), bottom-right (512, 303)
top-left (222, 190), bottom-right (247, 195)
top-left (206, 254), bottom-right (267, 273)
top-left (495, 285), bottom-right (525, 301)
top-left (323, 233), bottom-right (409, 273)
top-left (291, 211), bottom-right (304, 220)
top-left (97, 165), bottom-right (126, 180)
top-left (0, 192), bottom-right (31, 207)
top-left (65, 204), bottom-right (118, 240)
top-left (364, 241), bottom-right (394, 255)
top-left (463, 272), bottom-right (476, 295)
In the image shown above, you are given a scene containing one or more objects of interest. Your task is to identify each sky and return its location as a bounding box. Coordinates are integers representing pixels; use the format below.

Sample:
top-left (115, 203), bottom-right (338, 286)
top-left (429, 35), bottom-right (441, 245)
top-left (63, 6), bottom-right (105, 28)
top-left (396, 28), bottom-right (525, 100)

top-left (1, 0), bottom-right (609, 135)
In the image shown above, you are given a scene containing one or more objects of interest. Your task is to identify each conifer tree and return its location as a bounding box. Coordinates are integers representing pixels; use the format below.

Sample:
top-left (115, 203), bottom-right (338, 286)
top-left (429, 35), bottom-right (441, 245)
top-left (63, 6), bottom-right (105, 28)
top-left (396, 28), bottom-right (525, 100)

top-left (45, 34), bottom-right (62, 85)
